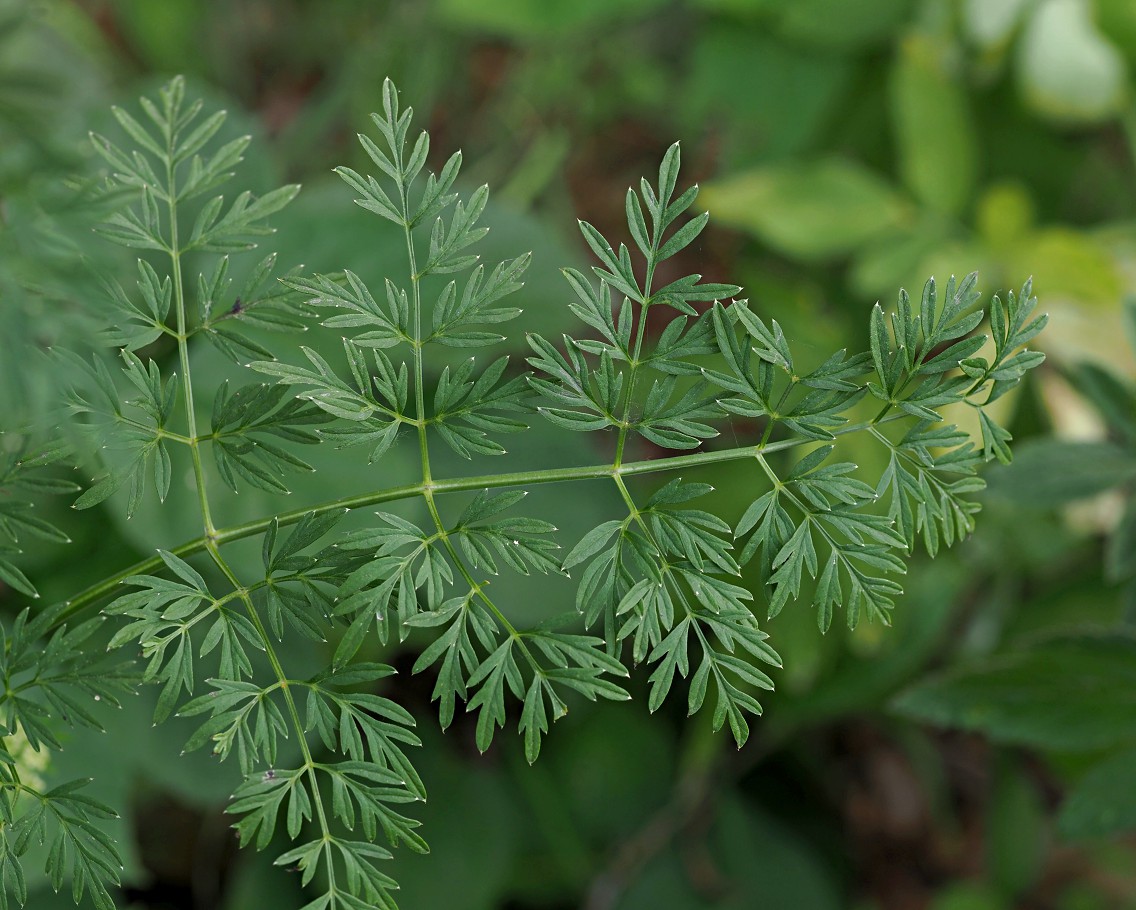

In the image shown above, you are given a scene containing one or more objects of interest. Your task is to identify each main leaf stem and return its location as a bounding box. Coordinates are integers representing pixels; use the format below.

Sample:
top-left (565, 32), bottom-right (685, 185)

top-left (57, 415), bottom-right (904, 626)
top-left (612, 227), bottom-right (658, 469)
top-left (204, 540), bottom-right (340, 900)
top-left (166, 152), bottom-right (215, 538)
top-left (164, 116), bottom-right (338, 897)
top-left (397, 157), bottom-right (537, 670)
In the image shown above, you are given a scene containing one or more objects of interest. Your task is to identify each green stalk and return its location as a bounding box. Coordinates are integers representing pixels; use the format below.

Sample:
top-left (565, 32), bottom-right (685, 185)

top-left (205, 540), bottom-right (340, 901)
top-left (165, 149), bottom-right (215, 539)
top-left (396, 160), bottom-right (539, 674)
top-left (163, 113), bottom-right (339, 899)
top-left (612, 204), bottom-right (659, 469)
top-left (56, 415), bottom-right (904, 626)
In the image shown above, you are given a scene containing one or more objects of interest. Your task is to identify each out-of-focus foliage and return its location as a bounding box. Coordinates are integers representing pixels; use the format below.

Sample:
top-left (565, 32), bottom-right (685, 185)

top-left (901, 301), bottom-right (1136, 845)
top-left (0, 0), bottom-right (1134, 908)
top-left (0, 0), bottom-right (112, 425)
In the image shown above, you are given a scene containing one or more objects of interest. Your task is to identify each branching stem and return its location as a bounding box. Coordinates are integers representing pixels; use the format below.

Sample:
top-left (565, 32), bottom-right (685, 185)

top-left (162, 116), bottom-right (339, 900)
top-left (165, 147), bottom-right (214, 538)
top-left (612, 209), bottom-right (659, 468)
top-left (396, 156), bottom-right (540, 675)
top-left (57, 415), bottom-right (906, 626)
top-left (204, 540), bottom-right (339, 899)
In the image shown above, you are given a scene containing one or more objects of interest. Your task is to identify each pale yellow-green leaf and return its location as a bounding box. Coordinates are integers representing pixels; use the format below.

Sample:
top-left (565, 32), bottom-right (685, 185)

top-left (1017, 0), bottom-right (1129, 124)
top-left (701, 158), bottom-right (911, 261)
top-left (1006, 227), bottom-right (1124, 309)
top-left (963, 0), bottom-right (1030, 49)
top-left (975, 182), bottom-right (1036, 249)
top-left (1000, 228), bottom-right (1133, 374)
top-left (891, 33), bottom-right (978, 215)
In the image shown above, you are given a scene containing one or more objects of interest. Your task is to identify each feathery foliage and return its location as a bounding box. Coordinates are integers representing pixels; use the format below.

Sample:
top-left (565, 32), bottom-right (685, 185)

top-left (0, 77), bottom-right (1044, 909)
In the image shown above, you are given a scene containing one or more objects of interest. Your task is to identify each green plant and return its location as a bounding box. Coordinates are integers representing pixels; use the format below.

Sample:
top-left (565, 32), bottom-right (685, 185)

top-left (0, 76), bottom-right (1045, 910)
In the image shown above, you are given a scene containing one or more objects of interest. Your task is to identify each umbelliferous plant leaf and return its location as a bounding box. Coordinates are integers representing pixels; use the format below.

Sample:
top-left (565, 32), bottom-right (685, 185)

top-left (0, 74), bottom-right (1045, 910)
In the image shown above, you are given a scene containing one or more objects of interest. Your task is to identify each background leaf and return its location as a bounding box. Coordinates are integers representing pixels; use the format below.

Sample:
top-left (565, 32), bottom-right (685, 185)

top-left (700, 158), bottom-right (910, 260)
top-left (893, 632), bottom-right (1136, 752)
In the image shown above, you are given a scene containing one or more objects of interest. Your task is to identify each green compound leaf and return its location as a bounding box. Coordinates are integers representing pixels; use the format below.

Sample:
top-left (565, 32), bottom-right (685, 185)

top-left (19, 73), bottom-right (1046, 910)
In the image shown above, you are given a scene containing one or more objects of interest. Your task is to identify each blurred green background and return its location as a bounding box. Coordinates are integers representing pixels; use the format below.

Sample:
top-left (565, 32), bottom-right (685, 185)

top-left (3, 0), bottom-right (1136, 908)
